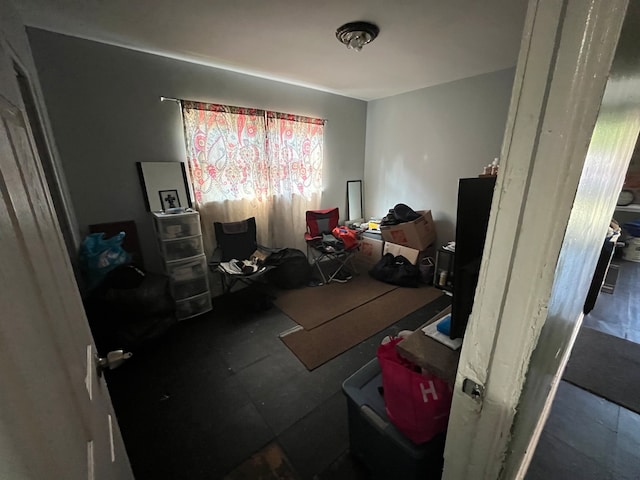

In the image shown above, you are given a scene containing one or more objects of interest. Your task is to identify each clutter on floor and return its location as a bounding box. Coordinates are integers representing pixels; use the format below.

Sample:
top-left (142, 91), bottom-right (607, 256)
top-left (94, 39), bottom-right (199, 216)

top-left (364, 205), bottom-right (437, 288)
top-left (80, 225), bottom-right (178, 354)
top-left (84, 264), bottom-right (177, 354)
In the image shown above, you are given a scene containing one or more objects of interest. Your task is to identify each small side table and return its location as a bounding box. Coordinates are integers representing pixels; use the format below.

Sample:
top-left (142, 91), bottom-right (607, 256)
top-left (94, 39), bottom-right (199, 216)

top-left (434, 247), bottom-right (454, 295)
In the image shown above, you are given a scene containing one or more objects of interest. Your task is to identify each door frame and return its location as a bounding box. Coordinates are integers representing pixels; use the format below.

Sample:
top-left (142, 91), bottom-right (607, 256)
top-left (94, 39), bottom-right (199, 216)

top-left (443, 0), bottom-right (634, 478)
top-left (0, 1), bottom-right (133, 477)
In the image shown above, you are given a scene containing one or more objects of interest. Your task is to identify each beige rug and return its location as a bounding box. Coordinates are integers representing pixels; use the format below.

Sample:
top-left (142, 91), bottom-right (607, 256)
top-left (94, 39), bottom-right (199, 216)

top-left (280, 285), bottom-right (443, 370)
top-left (274, 274), bottom-right (396, 330)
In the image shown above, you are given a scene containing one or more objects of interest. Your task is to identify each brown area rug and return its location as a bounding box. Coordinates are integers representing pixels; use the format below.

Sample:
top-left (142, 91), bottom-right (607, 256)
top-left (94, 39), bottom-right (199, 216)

top-left (223, 442), bottom-right (297, 480)
top-left (280, 286), bottom-right (443, 370)
top-left (563, 326), bottom-right (640, 414)
top-left (274, 274), bottom-right (396, 330)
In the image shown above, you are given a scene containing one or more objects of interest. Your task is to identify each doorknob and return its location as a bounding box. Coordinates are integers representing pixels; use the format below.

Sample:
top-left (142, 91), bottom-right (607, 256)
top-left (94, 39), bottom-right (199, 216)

top-left (95, 350), bottom-right (132, 377)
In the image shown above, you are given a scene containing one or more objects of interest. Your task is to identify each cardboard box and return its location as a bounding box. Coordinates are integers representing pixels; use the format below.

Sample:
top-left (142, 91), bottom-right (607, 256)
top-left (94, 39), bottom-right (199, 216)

top-left (383, 242), bottom-right (435, 265)
top-left (380, 210), bottom-right (436, 250)
top-left (383, 242), bottom-right (420, 265)
top-left (355, 235), bottom-right (384, 268)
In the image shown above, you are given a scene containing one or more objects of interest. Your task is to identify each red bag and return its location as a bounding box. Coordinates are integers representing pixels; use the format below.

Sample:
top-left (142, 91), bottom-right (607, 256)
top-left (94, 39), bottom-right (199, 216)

top-left (332, 226), bottom-right (359, 250)
top-left (377, 337), bottom-right (453, 444)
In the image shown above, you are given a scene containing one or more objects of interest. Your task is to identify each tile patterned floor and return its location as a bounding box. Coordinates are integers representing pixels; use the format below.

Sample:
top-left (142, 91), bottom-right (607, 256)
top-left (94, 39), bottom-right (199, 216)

top-left (528, 259), bottom-right (640, 480)
top-left (105, 260), bottom-right (640, 479)
top-left (105, 286), bottom-right (451, 479)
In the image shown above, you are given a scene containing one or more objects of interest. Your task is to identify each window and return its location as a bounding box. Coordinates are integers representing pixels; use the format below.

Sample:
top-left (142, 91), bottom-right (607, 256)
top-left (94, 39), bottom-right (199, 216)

top-left (182, 102), bottom-right (324, 205)
top-left (181, 101), bottom-right (325, 253)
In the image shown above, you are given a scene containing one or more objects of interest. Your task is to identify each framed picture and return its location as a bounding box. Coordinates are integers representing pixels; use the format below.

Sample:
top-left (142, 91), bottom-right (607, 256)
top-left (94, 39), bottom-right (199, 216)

top-left (159, 189), bottom-right (181, 210)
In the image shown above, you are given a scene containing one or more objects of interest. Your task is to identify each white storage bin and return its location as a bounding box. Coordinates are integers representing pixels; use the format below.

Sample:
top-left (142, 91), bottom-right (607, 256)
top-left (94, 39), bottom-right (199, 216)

top-left (154, 213), bottom-right (201, 240)
top-left (171, 277), bottom-right (209, 301)
top-left (167, 255), bottom-right (207, 282)
top-left (161, 235), bottom-right (203, 262)
top-left (176, 292), bottom-right (212, 320)
top-left (152, 211), bottom-right (212, 319)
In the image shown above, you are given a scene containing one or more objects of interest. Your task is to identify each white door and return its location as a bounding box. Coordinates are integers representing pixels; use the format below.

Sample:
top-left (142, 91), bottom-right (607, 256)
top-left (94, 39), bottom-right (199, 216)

top-left (0, 38), bottom-right (133, 479)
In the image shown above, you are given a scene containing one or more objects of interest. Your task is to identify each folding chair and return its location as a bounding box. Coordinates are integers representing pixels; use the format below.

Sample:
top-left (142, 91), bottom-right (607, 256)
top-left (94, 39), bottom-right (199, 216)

top-left (208, 217), bottom-right (273, 294)
top-left (304, 208), bottom-right (358, 284)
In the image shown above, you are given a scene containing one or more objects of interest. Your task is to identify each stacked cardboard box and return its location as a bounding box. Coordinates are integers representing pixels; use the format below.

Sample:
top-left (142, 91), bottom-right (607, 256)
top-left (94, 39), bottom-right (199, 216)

top-left (355, 231), bottom-right (384, 269)
top-left (355, 210), bottom-right (437, 269)
top-left (381, 210), bottom-right (436, 265)
top-left (380, 210), bottom-right (436, 251)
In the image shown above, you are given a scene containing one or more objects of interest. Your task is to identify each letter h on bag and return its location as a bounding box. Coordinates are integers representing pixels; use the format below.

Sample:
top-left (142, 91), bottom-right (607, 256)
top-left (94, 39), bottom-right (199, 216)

top-left (420, 381), bottom-right (439, 403)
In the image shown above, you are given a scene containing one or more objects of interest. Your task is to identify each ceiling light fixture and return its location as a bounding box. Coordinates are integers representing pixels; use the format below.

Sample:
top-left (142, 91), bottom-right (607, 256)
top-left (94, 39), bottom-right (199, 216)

top-left (336, 21), bottom-right (379, 52)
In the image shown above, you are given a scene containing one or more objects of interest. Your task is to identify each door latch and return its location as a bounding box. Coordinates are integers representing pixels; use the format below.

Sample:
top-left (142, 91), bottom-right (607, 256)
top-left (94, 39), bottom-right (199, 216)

top-left (95, 350), bottom-right (132, 377)
top-left (462, 378), bottom-right (485, 403)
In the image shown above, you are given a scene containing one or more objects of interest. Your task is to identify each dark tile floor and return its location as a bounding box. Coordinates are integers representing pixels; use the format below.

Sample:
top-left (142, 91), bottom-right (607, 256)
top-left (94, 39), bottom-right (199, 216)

top-left (105, 285), bottom-right (451, 479)
top-left (527, 259), bottom-right (640, 480)
top-left (105, 260), bottom-right (640, 480)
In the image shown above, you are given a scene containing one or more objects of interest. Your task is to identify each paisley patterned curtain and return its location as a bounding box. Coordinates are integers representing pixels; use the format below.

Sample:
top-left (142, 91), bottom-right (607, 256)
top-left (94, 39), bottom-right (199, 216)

top-left (182, 101), bottom-right (324, 254)
top-left (265, 111), bottom-right (324, 200)
top-left (182, 103), bottom-right (268, 203)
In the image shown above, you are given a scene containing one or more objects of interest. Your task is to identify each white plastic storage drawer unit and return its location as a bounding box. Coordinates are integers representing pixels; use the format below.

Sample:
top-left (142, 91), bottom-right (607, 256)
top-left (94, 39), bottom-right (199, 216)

top-left (159, 235), bottom-right (203, 262)
top-left (169, 256), bottom-right (209, 300)
top-left (152, 211), bottom-right (212, 320)
top-left (175, 292), bottom-right (212, 320)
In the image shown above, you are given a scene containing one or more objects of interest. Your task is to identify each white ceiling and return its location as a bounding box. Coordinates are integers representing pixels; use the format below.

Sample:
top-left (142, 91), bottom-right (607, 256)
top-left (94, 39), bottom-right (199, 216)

top-left (16, 0), bottom-right (529, 100)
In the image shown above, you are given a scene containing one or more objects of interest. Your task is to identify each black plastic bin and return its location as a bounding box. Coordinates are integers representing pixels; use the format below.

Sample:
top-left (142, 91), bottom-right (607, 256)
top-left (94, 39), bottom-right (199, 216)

top-left (342, 358), bottom-right (446, 480)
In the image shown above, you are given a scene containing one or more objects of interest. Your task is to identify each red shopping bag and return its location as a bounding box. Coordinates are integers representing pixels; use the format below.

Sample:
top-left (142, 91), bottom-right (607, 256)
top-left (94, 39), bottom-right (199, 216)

top-left (377, 337), bottom-right (453, 444)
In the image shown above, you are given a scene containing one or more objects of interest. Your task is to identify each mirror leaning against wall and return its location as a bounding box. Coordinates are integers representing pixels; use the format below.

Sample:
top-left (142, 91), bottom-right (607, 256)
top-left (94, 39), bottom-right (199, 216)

top-left (137, 161), bottom-right (192, 212)
top-left (347, 179), bottom-right (363, 223)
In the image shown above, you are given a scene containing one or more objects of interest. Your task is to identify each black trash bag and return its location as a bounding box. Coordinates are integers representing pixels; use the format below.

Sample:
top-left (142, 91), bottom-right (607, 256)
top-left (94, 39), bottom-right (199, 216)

top-left (369, 253), bottom-right (420, 287)
top-left (264, 248), bottom-right (312, 289)
top-left (102, 264), bottom-right (146, 290)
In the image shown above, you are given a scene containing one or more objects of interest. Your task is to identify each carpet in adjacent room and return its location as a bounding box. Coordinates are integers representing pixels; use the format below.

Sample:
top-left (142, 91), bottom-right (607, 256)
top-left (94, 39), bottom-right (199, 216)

top-left (563, 326), bottom-right (640, 414)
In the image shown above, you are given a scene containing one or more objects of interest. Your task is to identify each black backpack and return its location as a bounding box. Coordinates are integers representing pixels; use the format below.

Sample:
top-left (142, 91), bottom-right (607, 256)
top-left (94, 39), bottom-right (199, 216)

top-left (264, 248), bottom-right (311, 289)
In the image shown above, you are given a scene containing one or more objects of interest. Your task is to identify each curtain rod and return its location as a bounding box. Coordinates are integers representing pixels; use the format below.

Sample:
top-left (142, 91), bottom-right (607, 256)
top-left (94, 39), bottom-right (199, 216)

top-left (159, 96), bottom-right (327, 123)
top-left (160, 96), bottom-right (181, 104)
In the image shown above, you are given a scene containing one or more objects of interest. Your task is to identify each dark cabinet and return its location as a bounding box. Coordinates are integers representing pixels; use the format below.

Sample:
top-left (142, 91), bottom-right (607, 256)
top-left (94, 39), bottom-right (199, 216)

top-left (450, 176), bottom-right (496, 339)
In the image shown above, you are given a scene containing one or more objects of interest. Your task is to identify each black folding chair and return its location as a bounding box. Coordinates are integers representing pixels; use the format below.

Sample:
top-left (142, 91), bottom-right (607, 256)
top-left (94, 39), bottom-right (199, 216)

top-left (208, 217), bottom-right (273, 294)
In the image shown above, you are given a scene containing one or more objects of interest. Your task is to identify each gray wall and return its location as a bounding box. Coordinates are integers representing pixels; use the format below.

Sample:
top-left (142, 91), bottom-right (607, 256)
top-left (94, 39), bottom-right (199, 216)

top-left (364, 69), bottom-right (514, 246)
top-left (27, 28), bottom-right (367, 273)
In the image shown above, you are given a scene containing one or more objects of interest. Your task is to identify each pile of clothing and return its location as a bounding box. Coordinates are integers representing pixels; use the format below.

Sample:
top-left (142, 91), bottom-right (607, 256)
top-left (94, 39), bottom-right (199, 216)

top-left (380, 203), bottom-right (421, 226)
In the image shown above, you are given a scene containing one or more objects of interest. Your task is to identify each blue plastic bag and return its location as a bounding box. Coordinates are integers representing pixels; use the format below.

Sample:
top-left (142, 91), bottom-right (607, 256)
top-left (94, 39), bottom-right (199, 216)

top-left (80, 232), bottom-right (131, 290)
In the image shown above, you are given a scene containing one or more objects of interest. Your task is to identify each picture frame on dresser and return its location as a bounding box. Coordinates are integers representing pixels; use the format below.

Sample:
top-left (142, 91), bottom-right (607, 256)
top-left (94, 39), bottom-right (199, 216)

top-left (159, 189), bottom-right (181, 210)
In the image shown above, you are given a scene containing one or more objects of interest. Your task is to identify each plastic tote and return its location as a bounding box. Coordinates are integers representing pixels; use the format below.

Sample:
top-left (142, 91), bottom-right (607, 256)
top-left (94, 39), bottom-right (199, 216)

top-left (376, 337), bottom-right (453, 444)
